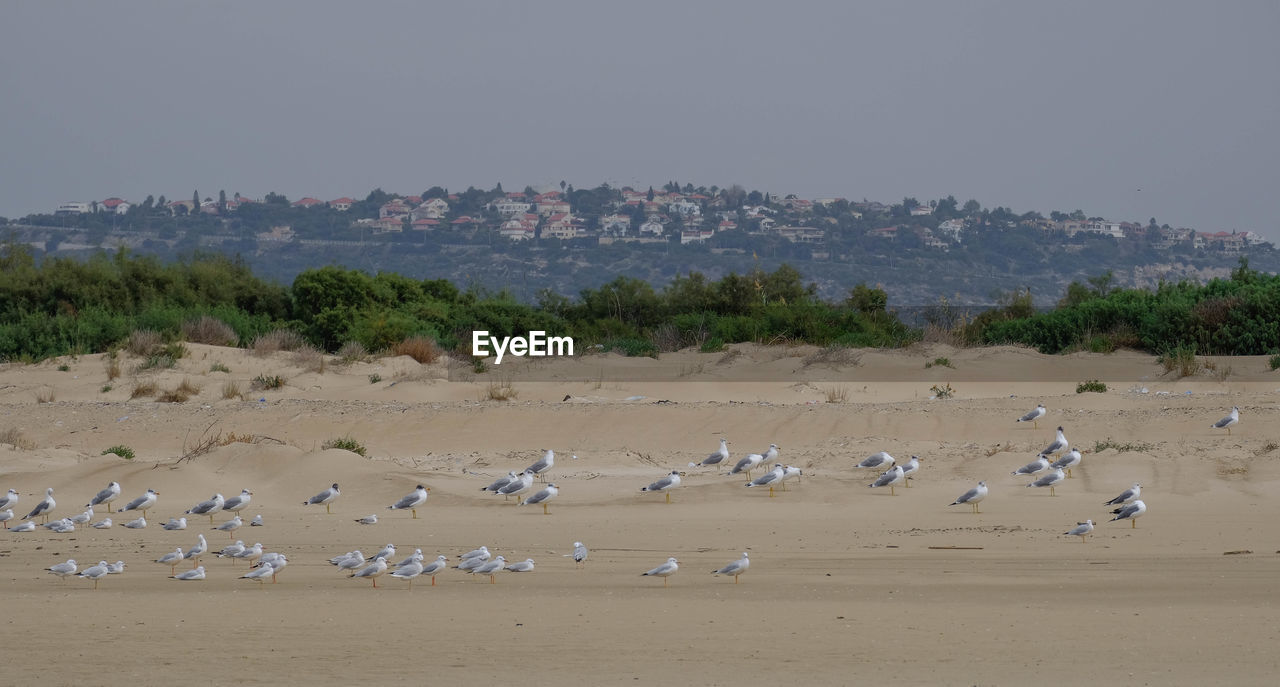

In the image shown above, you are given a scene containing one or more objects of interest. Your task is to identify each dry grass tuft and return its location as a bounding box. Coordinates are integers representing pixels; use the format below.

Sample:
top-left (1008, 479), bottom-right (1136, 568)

top-left (35, 387), bottom-right (55, 404)
top-left (716, 348), bottom-right (744, 365)
top-left (217, 431), bottom-right (257, 446)
top-left (823, 385), bottom-right (849, 403)
top-left (293, 344), bottom-right (327, 374)
top-left (221, 380), bottom-right (242, 400)
top-left (157, 378), bottom-right (199, 403)
top-left (104, 350), bottom-right (121, 380)
top-left (391, 336), bottom-right (442, 364)
top-left (336, 340), bottom-right (370, 364)
top-left (130, 380), bottom-right (158, 399)
top-left (252, 329), bottom-right (307, 356)
top-left (1, 427), bottom-right (37, 450)
top-left (181, 316), bottom-right (239, 346)
top-left (486, 379), bottom-right (519, 401)
top-left (126, 329), bottom-right (163, 356)
top-left (802, 345), bottom-right (861, 368)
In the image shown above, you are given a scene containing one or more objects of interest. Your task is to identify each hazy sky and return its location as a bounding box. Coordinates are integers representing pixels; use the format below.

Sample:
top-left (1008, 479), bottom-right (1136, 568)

top-left (3, 1), bottom-right (1277, 237)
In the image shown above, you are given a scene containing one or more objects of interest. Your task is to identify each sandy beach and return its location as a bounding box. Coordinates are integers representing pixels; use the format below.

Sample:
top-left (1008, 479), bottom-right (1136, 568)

top-left (2, 343), bottom-right (1278, 685)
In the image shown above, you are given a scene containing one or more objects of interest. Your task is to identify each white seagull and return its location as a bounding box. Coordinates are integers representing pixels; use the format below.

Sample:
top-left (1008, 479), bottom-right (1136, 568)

top-left (78, 561), bottom-right (110, 589)
top-left (0, 488), bottom-right (17, 512)
top-left (869, 465), bottom-right (905, 495)
top-left (107, 561), bottom-right (126, 574)
top-left (303, 483), bottom-right (341, 513)
top-left (459, 546), bottom-right (490, 561)
top-left (184, 534), bottom-right (209, 565)
top-left (0, 509), bottom-right (12, 529)
top-left (780, 465), bottom-right (803, 490)
top-left (949, 481), bottom-right (988, 513)
top-left (91, 517), bottom-right (112, 529)
top-left (394, 548), bottom-right (425, 568)
top-left (690, 438), bottom-right (730, 468)
top-left (1051, 449), bottom-right (1083, 478)
top-left (46, 558), bottom-right (78, 581)
top-left (900, 455), bottom-right (923, 486)
top-left (572, 542), bottom-right (589, 569)
top-left (222, 489), bottom-right (253, 515)
top-left (421, 555), bottom-right (448, 585)
top-left (497, 470), bottom-right (535, 502)
top-left (711, 552), bottom-right (750, 584)
top-left (1017, 404), bottom-right (1047, 429)
top-left (389, 558), bottom-right (425, 589)
top-left (469, 556), bottom-right (507, 584)
top-left (1038, 427), bottom-right (1069, 458)
top-left (155, 548), bottom-right (185, 574)
top-left (505, 558), bottom-right (535, 573)
top-left (350, 556), bottom-right (389, 588)
top-left (858, 452), bottom-right (896, 470)
top-left (118, 488), bottom-right (159, 517)
top-left (641, 470), bottom-right (682, 503)
top-left (746, 464), bottom-right (786, 497)
top-left (69, 506), bottom-right (94, 526)
top-left (481, 471), bottom-right (519, 496)
top-left (233, 542), bottom-right (264, 566)
top-left (1065, 519), bottom-right (1094, 542)
top-left (1212, 406), bottom-right (1240, 435)
top-left (186, 493), bottom-right (225, 523)
top-left (336, 551), bottom-right (366, 573)
top-left (354, 514), bottom-right (378, 525)
top-left (369, 543), bottom-right (396, 562)
top-left (87, 481), bottom-right (122, 512)
top-left (217, 540), bottom-right (246, 560)
top-left (171, 566), bottom-right (206, 581)
top-left (388, 485), bottom-right (430, 519)
top-left (1026, 468), bottom-right (1066, 496)
top-left (1103, 483), bottom-right (1142, 507)
top-left (730, 452), bottom-right (764, 479)
top-left (520, 483), bottom-right (559, 514)
top-left (249, 514), bottom-right (263, 526)
top-left (641, 557), bottom-right (680, 587)
top-left (22, 488), bottom-right (55, 523)
top-left (121, 516), bottom-right (147, 529)
top-left (1110, 500), bottom-right (1147, 528)
top-left (214, 515), bottom-right (243, 538)
top-left (241, 563), bottom-right (275, 587)
top-left (525, 449), bottom-right (555, 482)
top-left (162, 517), bottom-right (188, 531)
top-left (1012, 455), bottom-right (1051, 477)
top-left (11, 521), bottom-right (36, 532)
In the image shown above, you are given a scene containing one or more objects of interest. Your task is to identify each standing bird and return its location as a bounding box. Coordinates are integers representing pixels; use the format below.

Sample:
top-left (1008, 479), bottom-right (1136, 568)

top-left (222, 489), bottom-right (253, 516)
top-left (118, 489), bottom-right (159, 518)
top-left (780, 465), bottom-right (803, 490)
top-left (458, 546), bottom-right (490, 564)
top-left (641, 557), bottom-right (680, 587)
top-left (858, 452), bottom-right (895, 470)
top-left (303, 483), bottom-right (341, 513)
top-left (46, 558), bottom-right (78, 581)
top-left (1017, 404), bottom-right (1047, 429)
top-left (1212, 406), bottom-right (1240, 435)
top-left (217, 540), bottom-right (247, 561)
top-left (336, 551), bottom-right (366, 573)
top-left (1065, 519), bottom-right (1094, 542)
top-left (234, 542), bottom-right (264, 566)
top-left (171, 566), bottom-right (206, 581)
top-left (420, 555), bottom-right (448, 585)
top-left (0, 509), bottom-right (12, 529)
top-left (730, 452), bottom-right (764, 480)
top-left (691, 438), bottom-right (730, 468)
top-left (388, 485), bottom-right (430, 519)
top-left (745, 464), bottom-right (785, 497)
top-left (389, 558), bottom-right (425, 589)
top-left (0, 488), bottom-right (18, 512)
top-left (900, 455), bottom-right (923, 486)
top-left (1110, 500), bottom-right (1147, 528)
top-left (214, 515), bottom-right (243, 538)
top-left (162, 517), bottom-right (187, 531)
top-left (350, 557), bottom-right (389, 588)
top-left (520, 483), bottom-right (559, 515)
top-left (256, 553), bottom-right (288, 583)
top-left (1039, 427), bottom-right (1069, 459)
top-left (572, 542), bottom-right (589, 569)
top-left (155, 548), bottom-right (184, 574)
top-left (760, 444), bottom-right (781, 464)
top-left (1027, 468), bottom-right (1066, 496)
top-left (497, 470), bottom-right (535, 502)
top-left (186, 493), bottom-right (225, 523)
top-left (1104, 483), bottom-right (1142, 507)
top-left (1051, 449), bottom-right (1083, 478)
top-left (184, 534), bottom-right (209, 566)
top-left (368, 543), bottom-right (396, 562)
top-left (481, 471), bottom-right (519, 496)
top-left (87, 481), bottom-right (122, 512)
top-left (525, 449), bottom-right (555, 483)
top-left (1012, 455), bottom-right (1051, 477)
top-left (949, 481), bottom-right (988, 513)
top-left (22, 487), bottom-right (55, 523)
top-left (869, 465), bottom-right (905, 496)
top-left (470, 556), bottom-right (507, 584)
top-left (641, 470), bottom-right (682, 504)
top-left (394, 548), bottom-right (424, 569)
top-left (711, 552), bottom-right (750, 584)
top-left (69, 505), bottom-right (94, 526)
top-left (78, 561), bottom-right (110, 589)
top-left (241, 562), bottom-right (276, 587)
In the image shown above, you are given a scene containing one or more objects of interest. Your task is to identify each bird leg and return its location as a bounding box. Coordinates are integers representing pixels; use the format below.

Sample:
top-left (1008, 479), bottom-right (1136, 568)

top-left (431, 576), bottom-right (436, 586)
top-left (1131, 519), bottom-right (1137, 529)
top-left (1050, 486), bottom-right (1056, 496)
top-left (107, 504), bottom-right (113, 513)
top-left (372, 578), bottom-right (378, 588)
top-left (326, 503), bottom-right (331, 514)
top-left (411, 508), bottom-right (418, 519)
top-left (904, 478), bottom-right (911, 488)
top-left (489, 574), bottom-right (496, 584)
top-left (542, 503), bottom-right (549, 515)
top-left (734, 575), bottom-right (739, 584)
top-left (665, 493), bottom-right (671, 504)
top-left (768, 487), bottom-right (774, 498)
top-left (663, 577), bottom-right (668, 588)
top-left (890, 486), bottom-right (896, 496)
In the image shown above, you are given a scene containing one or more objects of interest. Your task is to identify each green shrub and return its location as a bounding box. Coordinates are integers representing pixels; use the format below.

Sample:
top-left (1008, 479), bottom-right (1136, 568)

top-left (930, 383), bottom-right (954, 399)
top-left (925, 357), bottom-right (953, 369)
top-left (252, 374), bottom-right (285, 390)
top-left (322, 436), bottom-right (366, 456)
top-left (1269, 354), bottom-right (1280, 371)
top-left (1076, 380), bottom-right (1107, 393)
top-left (103, 444), bottom-right (135, 460)
top-left (210, 362), bottom-right (230, 373)
top-left (1157, 344), bottom-right (1200, 377)
top-left (602, 338), bottom-right (658, 358)
top-left (699, 337), bottom-right (726, 353)
top-left (368, 373), bottom-right (382, 384)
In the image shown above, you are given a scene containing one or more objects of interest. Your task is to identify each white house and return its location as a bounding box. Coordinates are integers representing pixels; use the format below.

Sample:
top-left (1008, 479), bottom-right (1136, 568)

top-left (639, 217), bottom-right (666, 236)
top-left (55, 202), bottom-right (92, 215)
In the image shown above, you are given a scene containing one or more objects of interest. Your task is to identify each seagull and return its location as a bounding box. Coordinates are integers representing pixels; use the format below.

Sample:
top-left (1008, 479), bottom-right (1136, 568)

top-left (1103, 483), bottom-right (1142, 506)
top-left (155, 548), bottom-right (184, 574)
top-left (241, 562), bottom-right (275, 587)
top-left (746, 464), bottom-right (785, 497)
top-left (1065, 519), bottom-right (1094, 542)
top-left (389, 558), bottom-right (425, 589)
top-left (1212, 406), bottom-right (1239, 435)
top-left (337, 552), bottom-right (366, 573)
top-left (186, 493), bottom-right (225, 523)
top-left (69, 506), bottom-right (94, 526)
top-left (46, 558), bottom-right (78, 581)
top-left (350, 556), bottom-right (389, 588)
top-left (690, 438), bottom-right (730, 468)
top-left (11, 520), bottom-right (36, 532)
top-left (859, 452), bottom-right (896, 471)
top-left (22, 487), bottom-right (55, 523)
top-left (421, 555), bottom-right (448, 585)
top-left (214, 515), bottom-right (243, 538)
top-left (730, 452), bottom-right (764, 479)
top-left (505, 558), bottom-right (535, 573)
top-left (388, 485), bottom-right (430, 519)
top-left (520, 483), bottom-right (559, 515)
top-left (1012, 455), bottom-right (1051, 477)
top-left (355, 514), bottom-right (378, 525)
top-left (87, 481), bottom-right (122, 512)
top-left (0, 488), bottom-right (17, 512)
top-left (780, 465), bottom-right (803, 490)
top-left (107, 561), bottom-right (126, 574)
top-left (469, 556), bottom-right (507, 584)
top-left (0, 509), bottom-right (12, 529)
top-left (1051, 449), bottom-right (1083, 478)
top-left (78, 561), bottom-right (110, 589)
top-left (233, 542), bottom-right (263, 566)
top-left (525, 449), bottom-right (555, 482)
top-left (1110, 500), bottom-right (1147, 528)
top-left (256, 553), bottom-right (288, 582)
top-left (91, 516), bottom-right (112, 529)
top-left (217, 540), bottom-right (247, 560)
top-left (459, 546), bottom-right (490, 561)
top-left (329, 551), bottom-right (359, 565)
top-left (641, 557), bottom-right (680, 587)
top-left (900, 455), bottom-right (922, 486)
top-left (118, 488), bottom-right (159, 517)
top-left (162, 517), bottom-right (188, 531)
top-left (249, 514), bottom-right (263, 526)
top-left (869, 465), bottom-right (905, 495)
top-left (481, 471), bottom-right (519, 496)
top-left (949, 481), bottom-right (988, 513)
top-left (497, 470), bottom-right (536, 503)
top-left (184, 534), bottom-right (209, 565)
top-left (572, 542), bottom-right (589, 569)
top-left (457, 552), bottom-right (491, 572)
top-left (1039, 427), bottom-right (1069, 458)
top-left (712, 552), bottom-right (750, 584)
top-left (171, 566), bottom-right (206, 581)
top-left (369, 543), bottom-right (396, 562)
top-left (47, 518), bottom-right (76, 533)
top-left (222, 489), bottom-right (253, 515)
top-left (641, 470), bottom-right (682, 503)
top-left (1017, 404), bottom-right (1047, 429)
top-left (121, 516), bottom-right (147, 529)
top-left (394, 549), bottom-right (424, 568)
top-left (759, 444), bottom-right (781, 464)
top-left (303, 483), bottom-right (341, 513)
top-left (1027, 468), bottom-right (1066, 496)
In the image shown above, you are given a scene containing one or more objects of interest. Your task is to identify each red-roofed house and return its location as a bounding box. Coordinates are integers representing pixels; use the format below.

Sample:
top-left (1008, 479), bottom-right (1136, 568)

top-left (380, 199), bottom-right (412, 219)
top-left (411, 219), bottom-right (440, 231)
top-left (330, 197), bottom-right (354, 211)
top-left (680, 228), bottom-right (715, 244)
top-left (292, 197), bottom-right (324, 208)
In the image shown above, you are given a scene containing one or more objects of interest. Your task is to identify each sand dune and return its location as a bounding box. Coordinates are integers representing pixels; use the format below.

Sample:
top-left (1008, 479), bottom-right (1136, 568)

top-left (1, 343), bottom-right (1278, 685)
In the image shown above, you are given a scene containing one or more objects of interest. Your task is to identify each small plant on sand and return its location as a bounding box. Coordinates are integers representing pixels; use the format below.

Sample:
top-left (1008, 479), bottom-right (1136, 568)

top-left (1, 428), bottom-right (37, 450)
top-left (1269, 354), bottom-right (1280, 371)
top-left (100, 383), bottom-right (113, 393)
top-left (252, 329), bottom-right (306, 356)
top-left (181, 315), bottom-right (238, 347)
top-left (1093, 438), bottom-right (1154, 453)
top-left (322, 436), bottom-right (367, 456)
top-left (221, 380), bottom-right (242, 400)
top-left (293, 344), bottom-right (327, 374)
top-left (930, 383), bottom-right (955, 399)
top-left (924, 357), bottom-right (954, 369)
top-left (104, 350), bottom-right (121, 380)
top-left (157, 378), bottom-right (201, 402)
top-left (252, 374), bottom-right (285, 390)
top-left (1157, 344), bottom-right (1201, 378)
top-left (1076, 380), bottom-right (1107, 393)
top-left (824, 385), bottom-right (849, 403)
top-left (391, 336), bottom-right (442, 364)
top-left (368, 373), bottom-right (382, 384)
top-left (102, 444), bottom-right (135, 460)
top-left (210, 361), bottom-right (231, 373)
top-left (337, 340), bottom-right (370, 364)
top-left (486, 379), bottom-right (519, 401)
top-left (700, 338), bottom-right (726, 353)
top-left (126, 329), bottom-right (163, 356)
top-left (57, 363), bottom-right (70, 372)
top-left (130, 380), bottom-right (158, 398)
top-left (35, 387), bottom-right (55, 404)
top-left (802, 345), bottom-right (860, 368)
top-left (472, 359), bottom-right (487, 373)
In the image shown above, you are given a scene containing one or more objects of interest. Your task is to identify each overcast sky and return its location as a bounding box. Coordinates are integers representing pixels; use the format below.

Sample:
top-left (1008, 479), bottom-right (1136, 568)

top-left (3, 1), bottom-right (1276, 237)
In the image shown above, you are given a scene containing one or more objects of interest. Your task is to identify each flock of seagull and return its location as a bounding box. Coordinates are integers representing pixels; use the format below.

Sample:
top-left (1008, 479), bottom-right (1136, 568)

top-left (7, 404), bottom-right (1243, 588)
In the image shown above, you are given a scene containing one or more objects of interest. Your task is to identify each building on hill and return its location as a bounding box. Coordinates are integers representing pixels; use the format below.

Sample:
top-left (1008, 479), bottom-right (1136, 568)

top-left (775, 226), bottom-right (825, 244)
top-left (639, 216), bottom-right (666, 236)
top-left (55, 201), bottom-right (92, 215)
top-left (292, 197), bottom-right (324, 208)
top-left (330, 197), bottom-right (354, 211)
top-left (680, 227), bottom-right (715, 244)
